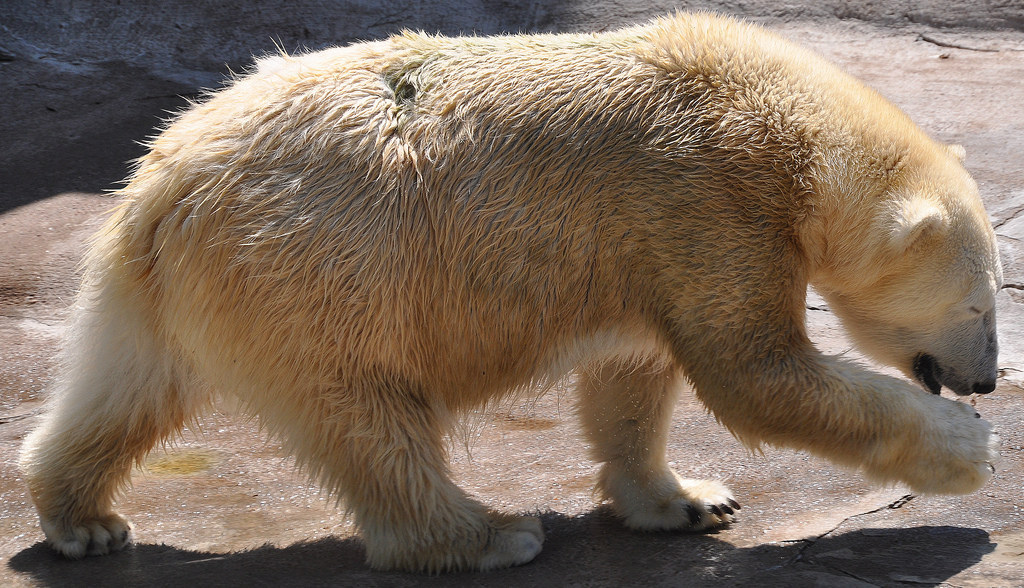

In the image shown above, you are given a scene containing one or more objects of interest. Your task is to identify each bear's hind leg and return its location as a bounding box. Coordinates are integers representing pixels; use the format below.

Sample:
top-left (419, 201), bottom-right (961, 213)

top-left (577, 357), bottom-right (739, 531)
top-left (294, 379), bottom-right (543, 572)
top-left (19, 290), bottom-right (201, 558)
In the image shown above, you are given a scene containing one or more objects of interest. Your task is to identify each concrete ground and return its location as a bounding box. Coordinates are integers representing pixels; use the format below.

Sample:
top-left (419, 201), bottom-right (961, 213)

top-left (1, 2), bottom-right (1023, 586)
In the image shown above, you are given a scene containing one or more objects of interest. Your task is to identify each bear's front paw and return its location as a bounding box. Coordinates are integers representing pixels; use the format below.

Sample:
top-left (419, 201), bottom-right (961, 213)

top-left (600, 466), bottom-right (739, 531)
top-left (40, 513), bottom-right (132, 559)
top-left (673, 478), bottom-right (742, 530)
top-left (879, 396), bottom-right (999, 495)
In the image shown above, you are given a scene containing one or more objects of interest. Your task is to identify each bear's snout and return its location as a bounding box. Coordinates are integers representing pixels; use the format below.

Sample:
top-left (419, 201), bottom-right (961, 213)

top-left (913, 353), bottom-right (996, 396)
top-left (972, 380), bottom-right (996, 395)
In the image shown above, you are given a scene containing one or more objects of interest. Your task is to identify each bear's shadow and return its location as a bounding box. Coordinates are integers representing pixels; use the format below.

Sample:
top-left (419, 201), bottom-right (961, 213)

top-left (7, 508), bottom-right (994, 587)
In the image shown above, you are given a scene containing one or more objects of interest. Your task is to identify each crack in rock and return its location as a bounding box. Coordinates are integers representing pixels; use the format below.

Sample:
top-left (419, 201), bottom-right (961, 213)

top-left (994, 205), bottom-right (1024, 230)
top-left (784, 494), bottom-right (916, 566)
top-left (0, 408), bottom-right (42, 425)
top-left (775, 494), bottom-right (918, 585)
top-left (817, 560), bottom-right (882, 586)
top-left (917, 33), bottom-right (1002, 52)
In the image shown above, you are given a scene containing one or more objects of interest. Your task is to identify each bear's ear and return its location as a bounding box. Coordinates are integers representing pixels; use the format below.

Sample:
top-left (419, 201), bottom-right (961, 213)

top-left (889, 198), bottom-right (947, 251)
top-left (945, 143), bottom-right (966, 162)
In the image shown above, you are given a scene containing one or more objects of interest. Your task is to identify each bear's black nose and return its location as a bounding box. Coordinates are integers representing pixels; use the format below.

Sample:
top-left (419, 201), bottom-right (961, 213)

top-left (972, 380), bottom-right (996, 395)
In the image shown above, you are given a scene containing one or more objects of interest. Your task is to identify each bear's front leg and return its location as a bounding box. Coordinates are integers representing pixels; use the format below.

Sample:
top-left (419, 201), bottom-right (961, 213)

top-left (690, 351), bottom-right (998, 495)
top-left (576, 358), bottom-right (739, 531)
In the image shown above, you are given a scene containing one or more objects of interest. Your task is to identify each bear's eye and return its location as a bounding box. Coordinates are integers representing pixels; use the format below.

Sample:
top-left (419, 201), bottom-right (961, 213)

top-left (951, 302), bottom-right (985, 321)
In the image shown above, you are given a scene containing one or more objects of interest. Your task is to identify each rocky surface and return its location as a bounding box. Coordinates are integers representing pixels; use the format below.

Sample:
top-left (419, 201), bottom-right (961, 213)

top-left (2, 1), bottom-right (1023, 586)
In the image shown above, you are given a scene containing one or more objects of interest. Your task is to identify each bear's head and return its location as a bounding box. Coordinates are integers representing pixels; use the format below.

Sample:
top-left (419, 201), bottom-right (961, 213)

top-left (813, 143), bottom-right (1002, 397)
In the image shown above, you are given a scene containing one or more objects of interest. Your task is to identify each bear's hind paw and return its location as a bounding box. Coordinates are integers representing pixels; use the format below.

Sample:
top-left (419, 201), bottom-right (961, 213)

top-left (41, 513), bottom-right (132, 559)
top-left (477, 515), bottom-right (545, 570)
top-left (366, 512), bottom-right (545, 572)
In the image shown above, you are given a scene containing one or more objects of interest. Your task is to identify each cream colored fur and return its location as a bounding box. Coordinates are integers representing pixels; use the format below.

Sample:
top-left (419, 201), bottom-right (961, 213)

top-left (20, 12), bottom-right (1001, 572)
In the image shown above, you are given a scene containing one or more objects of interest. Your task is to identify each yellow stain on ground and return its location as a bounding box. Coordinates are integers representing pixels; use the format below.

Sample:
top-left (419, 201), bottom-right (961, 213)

top-left (144, 449), bottom-right (219, 476)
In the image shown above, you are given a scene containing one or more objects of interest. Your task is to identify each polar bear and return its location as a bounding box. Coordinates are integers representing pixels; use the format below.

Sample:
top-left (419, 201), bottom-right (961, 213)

top-left (20, 12), bottom-right (1001, 572)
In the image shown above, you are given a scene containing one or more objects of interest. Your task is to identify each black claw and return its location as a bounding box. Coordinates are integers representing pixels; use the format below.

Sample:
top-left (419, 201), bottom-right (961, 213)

top-left (687, 505), bottom-right (702, 526)
top-left (728, 498), bottom-right (741, 510)
top-left (721, 505), bottom-right (734, 515)
top-left (709, 504), bottom-right (724, 517)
